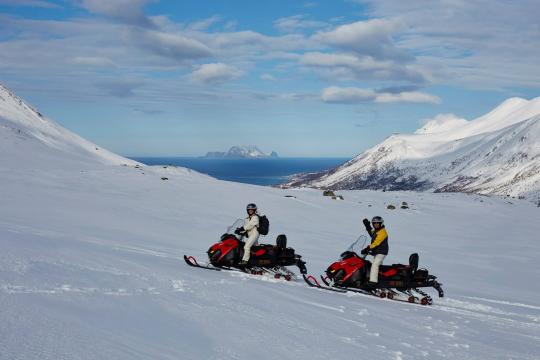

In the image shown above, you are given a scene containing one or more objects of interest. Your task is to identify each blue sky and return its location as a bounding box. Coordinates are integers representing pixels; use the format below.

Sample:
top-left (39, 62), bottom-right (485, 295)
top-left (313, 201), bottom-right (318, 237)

top-left (1, 0), bottom-right (539, 157)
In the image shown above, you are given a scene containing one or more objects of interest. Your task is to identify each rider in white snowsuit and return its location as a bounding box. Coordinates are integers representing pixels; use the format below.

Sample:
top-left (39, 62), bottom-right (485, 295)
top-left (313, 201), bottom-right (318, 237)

top-left (236, 203), bottom-right (260, 265)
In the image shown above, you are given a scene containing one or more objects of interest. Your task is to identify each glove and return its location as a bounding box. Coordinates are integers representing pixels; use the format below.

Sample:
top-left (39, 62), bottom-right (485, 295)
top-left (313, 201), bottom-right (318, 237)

top-left (361, 246), bottom-right (371, 255)
top-left (363, 218), bottom-right (372, 232)
top-left (234, 227), bottom-right (245, 235)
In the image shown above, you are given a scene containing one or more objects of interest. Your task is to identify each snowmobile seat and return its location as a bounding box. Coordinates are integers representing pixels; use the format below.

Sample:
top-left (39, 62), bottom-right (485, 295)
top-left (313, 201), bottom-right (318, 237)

top-left (379, 265), bottom-right (395, 272)
top-left (409, 253), bottom-right (419, 273)
top-left (276, 234), bottom-right (287, 250)
top-left (254, 248), bottom-right (266, 257)
top-left (252, 244), bottom-right (275, 257)
top-left (379, 264), bottom-right (412, 278)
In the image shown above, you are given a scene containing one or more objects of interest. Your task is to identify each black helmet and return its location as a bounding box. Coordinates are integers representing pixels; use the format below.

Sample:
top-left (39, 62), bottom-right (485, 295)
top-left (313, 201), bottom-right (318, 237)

top-left (371, 216), bottom-right (384, 225)
top-left (246, 203), bottom-right (258, 211)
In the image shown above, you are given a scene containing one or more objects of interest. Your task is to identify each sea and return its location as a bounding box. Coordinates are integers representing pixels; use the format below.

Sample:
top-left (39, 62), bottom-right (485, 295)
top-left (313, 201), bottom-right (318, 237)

top-left (129, 157), bottom-right (349, 186)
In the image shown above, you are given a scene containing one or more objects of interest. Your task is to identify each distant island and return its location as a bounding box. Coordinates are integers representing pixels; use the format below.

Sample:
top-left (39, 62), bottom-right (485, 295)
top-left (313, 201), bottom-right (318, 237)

top-left (203, 145), bottom-right (279, 159)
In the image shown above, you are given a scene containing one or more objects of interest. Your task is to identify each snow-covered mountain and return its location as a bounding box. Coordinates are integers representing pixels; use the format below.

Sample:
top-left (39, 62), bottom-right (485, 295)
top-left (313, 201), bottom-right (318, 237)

top-left (205, 145), bottom-right (278, 158)
top-left (285, 97), bottom-right (540, 200)
top-left (1, 84), bottom-right (539, 360)
top-left (0, 83), bottom-right (136, 169)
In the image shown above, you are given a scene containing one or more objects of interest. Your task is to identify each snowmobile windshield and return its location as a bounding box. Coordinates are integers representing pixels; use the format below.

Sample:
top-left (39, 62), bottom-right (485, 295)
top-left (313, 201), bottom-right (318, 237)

top-left (340, 235), bottom-right (368, 259)
top-left (226, 219), bottom-right (245, 234)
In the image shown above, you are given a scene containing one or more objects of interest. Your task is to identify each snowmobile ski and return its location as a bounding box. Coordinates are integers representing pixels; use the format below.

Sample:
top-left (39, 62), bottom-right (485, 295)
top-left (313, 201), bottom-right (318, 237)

top-left (311, 274), bottom-right (433, 305)
top-left (303, 274), bottom-right (347, 293)
top-left (184, 255), bottom-right (249, 273)
top-left (185, 255), bottom-right (296, 281)
top-left (184, 255), bottom-right (222, 271)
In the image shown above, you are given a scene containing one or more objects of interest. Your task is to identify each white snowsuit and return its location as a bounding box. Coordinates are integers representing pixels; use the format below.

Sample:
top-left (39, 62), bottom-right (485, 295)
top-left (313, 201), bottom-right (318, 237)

top-left (241, 214), bottom-right (260, 262)
top-left (370, 254), bottom-right (386, 283)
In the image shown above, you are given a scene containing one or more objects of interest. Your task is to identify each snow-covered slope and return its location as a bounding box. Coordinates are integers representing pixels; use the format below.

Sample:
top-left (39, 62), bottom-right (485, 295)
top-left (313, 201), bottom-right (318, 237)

top-left (285, 97), bottom-right (540, 200)
top-left (1, 85), bottom-right (539, 360)
top-left (0, 83), bottom-right (137, 169)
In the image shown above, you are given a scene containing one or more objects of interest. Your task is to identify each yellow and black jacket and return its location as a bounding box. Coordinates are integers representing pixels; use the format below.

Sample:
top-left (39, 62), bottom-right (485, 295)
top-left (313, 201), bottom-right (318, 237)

top-left (367, 226), bottom-right (389, 255)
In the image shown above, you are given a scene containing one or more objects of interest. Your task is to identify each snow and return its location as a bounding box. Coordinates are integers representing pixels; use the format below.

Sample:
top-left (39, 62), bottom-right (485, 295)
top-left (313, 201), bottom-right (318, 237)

top-left (288, 96), bottom-right (540, 200)
top-left (415, 114), bottom-right (468, 135)
top-left (0, 84), bottom-right (133, 167)
top-left (1, 84), bottom-right (540, 359)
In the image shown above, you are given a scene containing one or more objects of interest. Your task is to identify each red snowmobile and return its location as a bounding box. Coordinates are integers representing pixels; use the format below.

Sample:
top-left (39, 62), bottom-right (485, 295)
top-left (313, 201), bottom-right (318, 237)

top-left (304, 236), bottom-right (444, 305)
top-left (184, 219), bottom-right (307, 280)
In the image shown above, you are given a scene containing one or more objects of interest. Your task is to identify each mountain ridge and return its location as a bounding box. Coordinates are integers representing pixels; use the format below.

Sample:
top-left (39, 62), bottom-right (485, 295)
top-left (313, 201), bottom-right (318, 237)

top-left (0, 83), bottom-right (136, 168)
top-left (284, 96), bottom-right (540, 201)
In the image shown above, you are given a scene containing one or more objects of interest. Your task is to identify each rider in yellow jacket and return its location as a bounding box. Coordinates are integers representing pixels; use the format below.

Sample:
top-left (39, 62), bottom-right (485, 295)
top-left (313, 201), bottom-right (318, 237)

top-left (361, 216), bottom-right (389, 286)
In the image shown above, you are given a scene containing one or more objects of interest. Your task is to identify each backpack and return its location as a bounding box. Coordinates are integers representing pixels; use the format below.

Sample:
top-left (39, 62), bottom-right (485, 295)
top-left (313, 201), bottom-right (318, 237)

top-left (257, 215), bottom-right (269, 235)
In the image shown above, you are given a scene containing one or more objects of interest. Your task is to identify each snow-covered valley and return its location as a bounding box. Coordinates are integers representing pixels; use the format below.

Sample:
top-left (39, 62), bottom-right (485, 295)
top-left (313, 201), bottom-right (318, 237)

top-left (1, 84), bottom-right (539, 359)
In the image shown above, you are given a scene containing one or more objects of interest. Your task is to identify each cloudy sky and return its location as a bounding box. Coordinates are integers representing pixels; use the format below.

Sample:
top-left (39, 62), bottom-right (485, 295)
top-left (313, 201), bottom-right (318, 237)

top-left (1, 0), bottom-right (539, 157)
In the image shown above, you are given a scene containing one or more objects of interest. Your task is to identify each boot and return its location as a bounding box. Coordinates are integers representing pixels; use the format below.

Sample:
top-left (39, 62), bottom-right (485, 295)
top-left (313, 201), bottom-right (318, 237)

top-left (366, 281), bottom-right (378, 289)
top-left (238, 260), bottom-right (248, 267)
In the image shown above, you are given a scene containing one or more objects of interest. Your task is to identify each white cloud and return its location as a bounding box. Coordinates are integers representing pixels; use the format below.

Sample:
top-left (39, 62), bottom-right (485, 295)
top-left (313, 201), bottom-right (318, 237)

top-left (321, 86), bottom-right (439, 104)
top-left (134, 29), bottom-right (213, 61)
top-left (189, 15), bottom-right (221, 31)
top-left (95, 78), bottom-right (145, 97)
top-left (190, 63), bottom-right (243, 84)
top-left (300, 52), bottom-right (428, 83)
top-left (260, 73), bottom-right (276, 81)
top-left (313, 18), bottom-right (410, 61)
top-left (80, 0), bottom-right (154, 26)
top-left (223, 20), bottom-right (238, 31)
top-left (321, 86), bottom-right (376, 103)
top-left (301, 52), bottom-right (360, 67)
top-left (375, 91), bottom-right (440, 104)
top-left (206, 30), bottom-right (308, 54)
top-left (278, 92), bottom-right (315, 101)
top-left (71, 56), bottom-right (116, 67)
top-left (303, 19), bottom-right (429, 84)
top-left (3, 0), bottom-right (537, 112)
top-left (251, 91), bottom-right (317, 102)
top-left (303, 2), bottom-right (318, 8)
top-left (358, 0), bottom-right (540, 88)
top-left (273, 15), bottom-right (328, 32)
top-left (0, 0), bottom-right (60, 8)
top-left (0, 15), bottom-right (304, 76)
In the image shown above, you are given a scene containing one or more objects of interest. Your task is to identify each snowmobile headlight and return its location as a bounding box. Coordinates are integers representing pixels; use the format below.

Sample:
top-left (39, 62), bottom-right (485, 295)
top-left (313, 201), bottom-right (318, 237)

top-left (330, 269), bottom-right (336, 273)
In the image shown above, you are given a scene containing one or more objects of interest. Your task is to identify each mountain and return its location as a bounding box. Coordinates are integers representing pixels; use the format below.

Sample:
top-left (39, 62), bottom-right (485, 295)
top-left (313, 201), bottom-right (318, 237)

top-left (0, 83), bottom-right (140, 170)
top-left (0, 82), bottom-right (210, 181)
top-left (284, 97), bottom-right (540, 200)
top-left (204, 145), bottom-right (278, 158)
